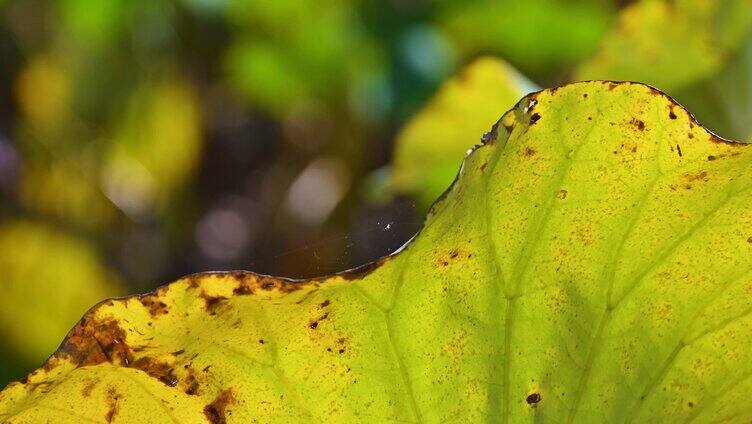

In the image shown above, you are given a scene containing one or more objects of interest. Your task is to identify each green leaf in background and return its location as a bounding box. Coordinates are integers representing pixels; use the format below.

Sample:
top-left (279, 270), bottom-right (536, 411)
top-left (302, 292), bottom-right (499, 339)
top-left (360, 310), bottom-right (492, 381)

top-left (0, 221), bottom-right (122, 379)
top-left (223, 0), bottom-right (383, 116)
top-left (438, 0), bottom-right (616, 78)
top-left (391, 56), bottom-right (536, 208)
top-left (575, 0), bottom-right (752, 92)
top-left (2, 82), bottom-right (751, 422)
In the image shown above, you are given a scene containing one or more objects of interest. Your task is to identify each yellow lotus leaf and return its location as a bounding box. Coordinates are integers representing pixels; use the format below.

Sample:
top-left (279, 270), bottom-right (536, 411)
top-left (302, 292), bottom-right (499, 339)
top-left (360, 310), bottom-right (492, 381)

top-left (2, 82), bottom-right (751, 423)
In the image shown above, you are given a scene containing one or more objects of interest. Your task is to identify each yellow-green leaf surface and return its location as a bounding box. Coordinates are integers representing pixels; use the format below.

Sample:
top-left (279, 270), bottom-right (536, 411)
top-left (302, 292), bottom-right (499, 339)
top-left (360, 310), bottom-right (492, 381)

top-left (391, 56), bottom-right (535, 207)
top-left (3, 82), bottom-right (752, 423)
top-left (575, 0), bottom-right (752, 91)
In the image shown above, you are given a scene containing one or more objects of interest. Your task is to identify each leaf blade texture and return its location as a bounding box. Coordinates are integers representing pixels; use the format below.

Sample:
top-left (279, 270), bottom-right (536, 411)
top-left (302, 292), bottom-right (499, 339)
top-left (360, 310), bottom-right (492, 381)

top-left (2, 81), bottom-right (751, 423)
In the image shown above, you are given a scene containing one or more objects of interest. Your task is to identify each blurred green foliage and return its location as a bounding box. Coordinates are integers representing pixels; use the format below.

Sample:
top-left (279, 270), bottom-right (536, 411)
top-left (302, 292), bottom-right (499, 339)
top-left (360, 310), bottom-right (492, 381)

top-left (0, 0), bottom-right (750, 388)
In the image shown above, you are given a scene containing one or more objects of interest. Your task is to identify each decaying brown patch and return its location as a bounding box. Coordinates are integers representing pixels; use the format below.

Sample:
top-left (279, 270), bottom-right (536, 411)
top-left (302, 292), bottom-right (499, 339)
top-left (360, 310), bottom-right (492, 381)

top-left (230, 274), bottom-right (301, 296)
top-left (45, 308), bottom-right (189, 390)
top-left (522, 146), bottom-right (537, 157)
top-left (200, 292), bottom-right (228, 314)
top-left (181, 368), bottom-right (202, 396)
top-left (435, 247), bottom-right (471, 268)
top-left (629, 118), bottom-right (645, 131)
top-left (309, 311), bottom-right (329, 330)
top-left (684, 170), bottom-right (708, 183)
top-left (526, 392), bottom-right (541, 406)
top-left (204, 388), bottom-right (237, 424)
top-left (709, 132), bottom-right (748, 147)
top-left (131, 356), bottom-right (178, 387)
top-left (139, 294), bottom-right (169, 316)
top-left (57, 316), bottom-right (133, 367)
top-left (105, 387), bottom-right (120, 423)
top-left (81, 378), bottom-right (98, 397)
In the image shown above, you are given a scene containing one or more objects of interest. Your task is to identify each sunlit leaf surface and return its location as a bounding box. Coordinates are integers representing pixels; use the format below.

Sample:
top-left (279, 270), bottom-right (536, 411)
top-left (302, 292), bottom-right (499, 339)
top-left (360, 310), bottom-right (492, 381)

top-left (2, 82), bottom-right (751, 423)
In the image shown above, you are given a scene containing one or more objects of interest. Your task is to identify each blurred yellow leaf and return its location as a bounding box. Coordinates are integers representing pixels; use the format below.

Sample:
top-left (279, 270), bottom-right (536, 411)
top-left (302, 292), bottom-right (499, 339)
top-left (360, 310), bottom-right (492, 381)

top-left (0, 221), bottom-right (122, 365)
top-left (575, 0), bottom-right (752, 91)
top-left (391, 56), bottom-right (536, 207)
top-left (15, 55), bottom-right (70, 134)
top-left (20, 161), bottom-right (115, 231)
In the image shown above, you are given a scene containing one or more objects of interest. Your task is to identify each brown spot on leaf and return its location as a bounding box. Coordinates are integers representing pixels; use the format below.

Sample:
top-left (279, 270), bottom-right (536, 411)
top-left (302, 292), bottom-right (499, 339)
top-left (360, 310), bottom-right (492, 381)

top-left (556, 189), bottom-right (567, 200)
top-left (232, 284), bottom-right (253, 296)
top-left (105, 387), bottom-right (120, 423)
top-left (186, 274), bottom-right (203, 288)
top-left (522, 147), bottom-right (537, 157)
top-left (582, 93), bottom-right (588, 98)
top-left (707, 155), bottom-right (716, 161)
top-left (529, 113), bottom-right (541, 125)
top-left (182, 369), bottom-right (201, 396)
top-left (58, 316), bottom-right (133, 367)
top-left (81, 379), bottom-right (98, 397)
top-left (320, 300), bottom-right (330, 308)
top-left (309, 321), bottom-right (319, 330)
top-left (630, 118), bottom-right (645, 131)
top-left (131, 356), bottom-right (178, 387)
top-left (204, 389), bottom-right (236, 424)
top-left (139, 295), bottom-right (169, 316)
top-left (676, 144), bottom-right (683, 157)
top-left (669, 110), bottom-right (677, 119)
top-left (185, 379), bottom-right (200, 396)
top-left (607, 82), bottom-right (618, 90)
top-left (526, 392), bottom-right (541, 406)
top-left (684, 171), bottom-right (708, 182)
top-left (709, 134), bottom-right (747, 147)
top-left (200, 292), bottom-right (227, 313)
